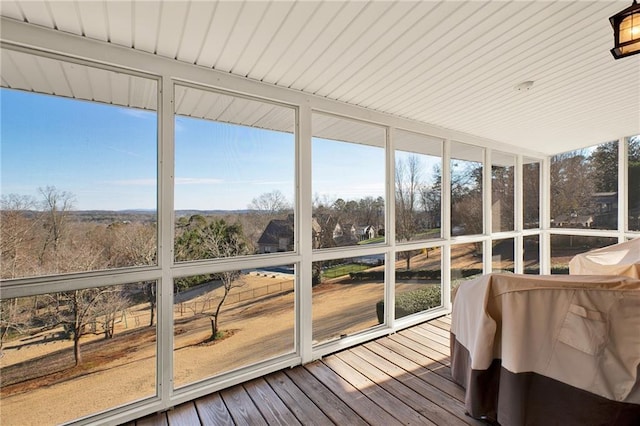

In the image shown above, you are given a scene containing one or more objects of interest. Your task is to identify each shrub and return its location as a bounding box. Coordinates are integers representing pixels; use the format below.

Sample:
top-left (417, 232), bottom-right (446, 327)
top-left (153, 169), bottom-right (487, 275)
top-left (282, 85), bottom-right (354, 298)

top-left (376, 285), bottom-right (442, 323)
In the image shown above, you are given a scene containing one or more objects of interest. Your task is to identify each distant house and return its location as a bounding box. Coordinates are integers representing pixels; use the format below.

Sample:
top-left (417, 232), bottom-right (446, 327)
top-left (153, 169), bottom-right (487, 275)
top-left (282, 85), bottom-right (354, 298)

top-left (553, 213), bottom-right (594, 228)
top-left (356, 225), bottom-right (376, 241)
top-left (552, 192), bottom-right (619, 229)
top-left (257, 215), bottom-right (294, 253)
top-left (592, 192), bottom-right (618, 228)
top-left (313, 214), bottom-right (362, 247)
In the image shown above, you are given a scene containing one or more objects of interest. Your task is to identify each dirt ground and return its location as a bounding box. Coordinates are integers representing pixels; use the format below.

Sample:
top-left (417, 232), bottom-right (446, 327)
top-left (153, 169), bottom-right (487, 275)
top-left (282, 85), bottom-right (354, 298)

top-left (0, 249), bottom-right (480, 425)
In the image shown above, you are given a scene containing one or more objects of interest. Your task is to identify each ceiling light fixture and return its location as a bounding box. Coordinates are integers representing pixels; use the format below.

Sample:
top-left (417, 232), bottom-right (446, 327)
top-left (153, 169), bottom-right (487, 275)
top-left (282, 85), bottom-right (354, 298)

top-left (610, 0), bottom-right (640, 59)
top-left (514, 81), bottom-right (534, 92)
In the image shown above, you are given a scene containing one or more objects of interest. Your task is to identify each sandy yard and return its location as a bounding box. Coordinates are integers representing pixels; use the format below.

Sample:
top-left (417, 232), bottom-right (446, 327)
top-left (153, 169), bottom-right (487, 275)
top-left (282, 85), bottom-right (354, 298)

top-left (0, 249), bottom-right (479, 425)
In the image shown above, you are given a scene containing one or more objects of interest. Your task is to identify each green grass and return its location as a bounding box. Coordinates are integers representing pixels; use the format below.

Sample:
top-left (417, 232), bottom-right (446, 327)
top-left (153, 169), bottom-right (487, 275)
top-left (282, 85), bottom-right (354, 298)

top-left (357, 236), bottom-right (385, 245)
top-left (322, 263), bottom-right (369, 279)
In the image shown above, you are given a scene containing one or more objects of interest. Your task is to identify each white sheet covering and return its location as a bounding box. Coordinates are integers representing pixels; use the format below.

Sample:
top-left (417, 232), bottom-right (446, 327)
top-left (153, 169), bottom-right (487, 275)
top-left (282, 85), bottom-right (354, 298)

top-left (451, 273), bottom-right (640, 403)
top-left (569, 238), bottom-right (640, 278)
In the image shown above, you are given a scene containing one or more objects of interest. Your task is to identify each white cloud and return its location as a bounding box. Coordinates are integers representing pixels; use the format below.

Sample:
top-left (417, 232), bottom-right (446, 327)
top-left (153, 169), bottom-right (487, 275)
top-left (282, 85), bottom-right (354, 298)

top-left (111, 179), bottom-right (156, 186)
top-left (175, 177), bottom-right (224, 185)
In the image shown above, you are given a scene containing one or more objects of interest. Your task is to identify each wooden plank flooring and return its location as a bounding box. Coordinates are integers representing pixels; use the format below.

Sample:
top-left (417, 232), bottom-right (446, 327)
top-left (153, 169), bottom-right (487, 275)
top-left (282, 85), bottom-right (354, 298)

top-left (132, 316), bottom-right (480, 426)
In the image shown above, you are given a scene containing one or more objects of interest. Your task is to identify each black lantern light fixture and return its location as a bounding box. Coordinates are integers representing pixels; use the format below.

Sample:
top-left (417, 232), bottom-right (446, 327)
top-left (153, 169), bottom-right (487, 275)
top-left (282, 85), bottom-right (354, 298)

top-left (610, 0), bottom-right (640, 59)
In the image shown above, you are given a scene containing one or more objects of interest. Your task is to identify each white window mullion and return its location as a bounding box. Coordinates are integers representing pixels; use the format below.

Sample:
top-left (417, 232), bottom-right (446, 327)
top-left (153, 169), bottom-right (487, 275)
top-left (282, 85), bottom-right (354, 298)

top-left (442, 139), bottom-right (452, 309)
top-left (619, 136), bottom-right (628, 240)
top-left (298, 104), bottom-right (313, 364)
top-left (484, 149), bottom-right (492, 273)
top-left (541, 156), bottom-right (551, 274)
top-left (158, 76), bottom-right (175, 406)
top-left (386, 127), bottom-right (396, 329)
top-left (515, 155), bottom-right (524, 273)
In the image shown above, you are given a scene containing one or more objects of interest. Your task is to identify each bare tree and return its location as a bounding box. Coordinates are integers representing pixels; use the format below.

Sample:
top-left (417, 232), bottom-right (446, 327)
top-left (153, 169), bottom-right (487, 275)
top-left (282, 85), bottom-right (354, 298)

top-left (37, 186), bottom-right (75, 269)
top-left (209, 271), bottom-right (245, 339)
top-left (0, 298), bottom-right (29, 352)
top-left (249, 190), bottom-right (291, 214)
top-left (58, 287), bottom-right (125, 365)
top-left (93, 286), bottom-right (129, 339)
top-left (396, 155), bottom-right (422, 269)
top-left (0, 194), bottom-right (38, 279)
top-left (174, 217), bottom-right (250, 339)
top-left (550, 150), bottom-right (595, 225)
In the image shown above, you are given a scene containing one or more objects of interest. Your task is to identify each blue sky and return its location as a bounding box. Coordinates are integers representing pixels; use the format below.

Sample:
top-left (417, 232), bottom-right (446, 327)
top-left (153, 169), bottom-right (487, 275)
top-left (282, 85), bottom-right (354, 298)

top-left (1, 88), bottom-right (388, 211)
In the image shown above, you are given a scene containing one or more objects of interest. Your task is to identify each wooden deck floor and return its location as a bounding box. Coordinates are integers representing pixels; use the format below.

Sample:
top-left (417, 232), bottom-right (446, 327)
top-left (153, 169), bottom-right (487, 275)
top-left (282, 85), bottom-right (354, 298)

top-left (131, 316), bottom-right (481, 426)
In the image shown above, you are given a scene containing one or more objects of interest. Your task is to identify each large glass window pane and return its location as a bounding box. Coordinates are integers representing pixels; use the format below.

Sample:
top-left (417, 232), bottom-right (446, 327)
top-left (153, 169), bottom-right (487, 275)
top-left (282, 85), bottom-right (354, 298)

top-left (173, 266), bottom-right (295, 388)
top-left (550, 235), bottom-right (618, 274)
top-left (394, 247), bottom-right (442, 320)
top-left (0, 282), bottom-right (157, 425)
top-left (451, 142), bottom-right (483, 236)
top-left (312, 255), bottom-right (385, 344)
top-left (523, 159), bottom-right (541, 229)
top-left (629, 135), bottom-right (640, 232)
top-left (312, 113), bottom-right (385, 249)
top-left (395, 130), bottom-right (442, 242)
top-left (451, 242), bottom-right (483, 300)
top-left (492, 238), bottom-right (514, 273)
top-left (174, 86), bottom-right (295, 261)
top-left (523, 235), bottom-right (540, 274)
top-left (492, 153), bottom-right (515, 233)
top-left (551, 141), bottom-right (618, 230)
top-left (0, 51), bottom-right (158, 279)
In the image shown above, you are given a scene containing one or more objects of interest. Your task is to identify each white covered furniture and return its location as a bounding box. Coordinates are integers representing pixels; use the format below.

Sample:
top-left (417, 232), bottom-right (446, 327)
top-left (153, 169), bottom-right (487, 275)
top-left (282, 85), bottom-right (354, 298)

top-left (569, 238), bottom-right (640, 278)
top-left (450, 273), bottom-right (640, 426)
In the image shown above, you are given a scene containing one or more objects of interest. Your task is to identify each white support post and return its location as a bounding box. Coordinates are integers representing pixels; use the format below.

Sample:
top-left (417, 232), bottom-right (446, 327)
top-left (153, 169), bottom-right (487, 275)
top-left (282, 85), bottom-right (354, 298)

top-left (619, 136), bottom-right (628, 241)
top-left (541, 156), bottom-right (551, 275)
top-left (442, 139), bottom-right (452, 310)
top-left (386, 127), bottom-right (396, 329)
top-left (515, 155), bottom-right (524, 274)
top-left (158, 76), bottom-right (176, 404)
top-left (484, 149), bottom-right (492, 274)
top-left (298, 104), bottom-right (313, 364)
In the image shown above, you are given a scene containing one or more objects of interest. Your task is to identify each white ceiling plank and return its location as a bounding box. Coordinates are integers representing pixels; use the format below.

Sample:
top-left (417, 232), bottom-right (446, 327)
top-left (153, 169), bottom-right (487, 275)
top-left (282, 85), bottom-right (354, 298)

top-left (128, 76), bottom-right (157, 110)
top-left (155, 1), bottom-right (189, 59)
top-left (175, 1), bottom-right (217, 63)
top-left (194, 0), bottom-right (243, 69)
top-left (87, 67), bottom-right (113, 105)
top-left (262, 1), bottom-right (349, 86)
top-left (174, 85), bottom-right (199, 117)
top-left (41, 59), bottom-right (74, 98)
top-left (280, 1), bottom-right (381, 89)
top-left (18, 0), bottom-right (54, 28)
top-left (1, 50), bottom-right (32, 90)
top-left (308, 1), bottom-right (416, 96)
top-left (0, 1), bottom-right (25, 21)
top-left (61, 61), bottom-right (94, 100)
top-left (217, 97), bottom-right (263, 124)
top-left (191, 90), bottom-right (219, 119)
top-left (215, 1), bottom-right (270, 73)
top-left (415, 23), bottom-right (609, 131)
top-left (325, 1), bottom-right (474, 102)
top-left (48, 1), bottom-right (82, 35)
top-left (362, 1), bottom-right (545, 112)
top-left (104, 0), bottom-right (132, 46)
top-left (245, 1), bottom-right (320, 82)
top-left (132, 0), bottom-right (161, 54)
top-left (77, 0), bottom-right (109, 42)
top-left (231, 1), bottom-right (294, 77)
top-left (345, 1), bottom-right (497, 106)
top-left (395, 2), bottom-right (612, 120)
top-left (109, 72), bottom-right (131, 107)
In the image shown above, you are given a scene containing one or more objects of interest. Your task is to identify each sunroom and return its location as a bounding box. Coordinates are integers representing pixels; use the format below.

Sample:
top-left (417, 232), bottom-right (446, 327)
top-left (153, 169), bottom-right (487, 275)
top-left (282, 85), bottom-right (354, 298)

top-left (0, 1), bottom-right (639, 425)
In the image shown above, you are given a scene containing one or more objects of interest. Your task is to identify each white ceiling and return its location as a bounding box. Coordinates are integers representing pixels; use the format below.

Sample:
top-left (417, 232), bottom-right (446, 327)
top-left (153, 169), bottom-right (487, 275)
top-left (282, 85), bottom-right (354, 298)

top-left (1, 0), bottom-right (639, 155)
